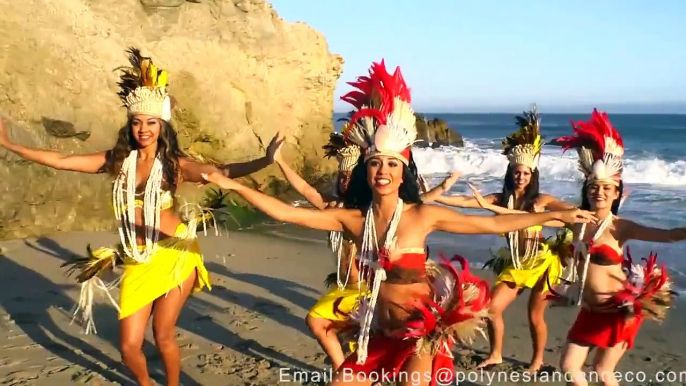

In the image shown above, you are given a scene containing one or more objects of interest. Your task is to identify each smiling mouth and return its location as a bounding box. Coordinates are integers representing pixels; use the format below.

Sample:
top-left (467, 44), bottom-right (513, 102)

top-left (138, 134), bottom-right (152, 140)
top-left (375, 178), bottom-right (390, 186)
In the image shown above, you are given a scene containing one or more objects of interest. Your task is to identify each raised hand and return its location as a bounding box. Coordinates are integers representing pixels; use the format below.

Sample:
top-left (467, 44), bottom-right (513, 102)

top-left (467, 182), bottom-right (490, 209)
top-left (557, 208), bottom-right (598, 225)
top-left (440, 170), bottom-right (461, 191)
top-left (266, 130), bottom-right (285, 164)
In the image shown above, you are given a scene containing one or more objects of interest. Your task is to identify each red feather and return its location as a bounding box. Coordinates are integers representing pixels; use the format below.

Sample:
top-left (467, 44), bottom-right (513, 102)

top-left (555, 108), bottom-right (623, 160)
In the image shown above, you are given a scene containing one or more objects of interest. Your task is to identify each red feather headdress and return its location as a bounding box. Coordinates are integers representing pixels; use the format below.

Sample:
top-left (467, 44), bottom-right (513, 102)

top-left (340, 60), bottom-right (417, 165)
top-left (556, 109), bottom-right (624, 186)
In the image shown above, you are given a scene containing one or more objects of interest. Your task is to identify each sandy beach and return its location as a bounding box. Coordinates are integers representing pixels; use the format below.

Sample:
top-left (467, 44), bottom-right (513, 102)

top-left (1, 222), bottom-right (685, 386)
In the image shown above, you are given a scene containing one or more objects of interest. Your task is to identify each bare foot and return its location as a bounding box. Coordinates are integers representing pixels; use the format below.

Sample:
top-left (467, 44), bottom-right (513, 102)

top-left (524, 359), bottom-right (543, 374)
top-left (476, 355), bottom-right (502, 369)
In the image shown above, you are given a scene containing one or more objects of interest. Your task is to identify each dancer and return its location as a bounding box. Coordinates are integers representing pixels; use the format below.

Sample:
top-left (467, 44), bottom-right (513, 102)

top-left (546, 109), bottom-right (685, 386)
top-left (200, 60), bottom-right (597, 386)
top-left (428, 107), bottom-right (577, 372)
top-left (274, 130), bottom-right (459, 370)
top-left (273, 131), bottom-right (365, 369)
top-left (0, 48), bottom-right (281, 386)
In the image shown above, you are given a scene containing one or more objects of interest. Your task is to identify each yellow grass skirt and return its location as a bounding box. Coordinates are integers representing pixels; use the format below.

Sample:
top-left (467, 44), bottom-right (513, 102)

top-left (494, 243), bottom-right (562, 293)
top-left (118, 223), bottom-right (212, 319)
top-left (309, 281), bottom-right (368, 322)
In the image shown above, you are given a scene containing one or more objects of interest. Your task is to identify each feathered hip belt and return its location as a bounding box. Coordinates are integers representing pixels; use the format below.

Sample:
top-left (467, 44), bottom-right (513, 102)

top-left (548, 247), bottom-right (677, 322)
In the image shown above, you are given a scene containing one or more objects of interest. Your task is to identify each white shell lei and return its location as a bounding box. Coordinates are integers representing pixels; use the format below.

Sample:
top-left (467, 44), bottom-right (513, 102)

top-left (355, 197), bottom-right (404, 365)
top-left (112, 150), bottom-right (165, 263)
top-left (570, 214), bottom-right (614, 305)
top-left (506, 195), bottom-right (539, 269)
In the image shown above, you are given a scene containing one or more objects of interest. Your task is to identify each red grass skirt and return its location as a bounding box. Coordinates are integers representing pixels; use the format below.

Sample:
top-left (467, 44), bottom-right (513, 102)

top-left (567, 308), bottom-right (643, 349)
top-left (337, 334), bottom-right (454, 386)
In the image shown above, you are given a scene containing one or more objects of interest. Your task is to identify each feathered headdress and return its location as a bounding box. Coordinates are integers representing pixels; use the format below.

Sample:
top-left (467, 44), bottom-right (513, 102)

top-left (322, 128), bottom-right (361, 172)
top-left (116, 47), bottom-right (172, 121)
top-left (502, 105), bottom-right (543, 170)
top-left (556, 109), bottom-right (624, 186)
top-left (340, 60), bottom-right (417, 165)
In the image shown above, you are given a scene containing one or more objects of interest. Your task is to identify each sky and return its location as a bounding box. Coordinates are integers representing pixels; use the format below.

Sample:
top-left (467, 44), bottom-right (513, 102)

top-left (268, 0), bottom-right (686, 113)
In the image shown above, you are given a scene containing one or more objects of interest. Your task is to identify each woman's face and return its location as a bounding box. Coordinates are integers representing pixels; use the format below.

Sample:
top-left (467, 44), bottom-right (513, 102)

top-left (511, 164), bottom-right (532, 190)
top-left (131, 114), bottom-right (162, 149)
top-left (337, 171), bottom-right (352, 193)
top-left (587, 182), bottom-right (619, 210)
top-left (366, 155), bottom-right (404, 196)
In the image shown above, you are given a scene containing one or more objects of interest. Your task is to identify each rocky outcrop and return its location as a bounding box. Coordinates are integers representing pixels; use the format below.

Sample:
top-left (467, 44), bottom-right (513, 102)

top-left (414, 114), bottom-right (464, 148)
top-left (0, 0), bottom-right (343, 239)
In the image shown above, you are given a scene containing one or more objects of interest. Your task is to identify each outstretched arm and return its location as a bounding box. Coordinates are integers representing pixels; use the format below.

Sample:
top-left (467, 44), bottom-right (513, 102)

top-left (218, 130), bottom-right (284, 178)
top-left (619, 219), bottom-right (686, 244)
top-left (0, 118), bottom-right (106, 173)
top-left (422, 204), bottom-right (596, 235)
top-left (421, 171), bottom-right (460, 203)
top-left (468, 185), bottom-right (566, 227)
top-left (433, 192), bottom-right (498, 208)
top-left (201, 172), bottom-right (346, 232)
top-left (274, 159), bottom-right (329, 210)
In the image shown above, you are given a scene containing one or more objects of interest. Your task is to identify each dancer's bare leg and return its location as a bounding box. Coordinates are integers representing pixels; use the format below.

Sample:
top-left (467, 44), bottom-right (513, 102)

top-left (151, 271), bottom-right (197, 386)
top-left (476, 282), bottom-right (519, 368)
top-left (120, 304), bottom-right (154, 386)
top-left (525, 278), bottom-right (550, 373)
top-left (591, 343), bottom-right (627, 386)
top-left (560, 340), bottom-right (591, 386)
top-left (306, 314), bottom-right (346, 369)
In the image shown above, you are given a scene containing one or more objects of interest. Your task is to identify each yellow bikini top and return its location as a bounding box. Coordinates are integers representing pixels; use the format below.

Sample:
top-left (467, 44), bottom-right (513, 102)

top-left (124, 190), bottom-right (174, 211)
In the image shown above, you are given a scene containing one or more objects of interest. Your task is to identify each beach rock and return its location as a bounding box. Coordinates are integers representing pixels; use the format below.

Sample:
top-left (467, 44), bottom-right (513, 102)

top-left (414, 114), bottom-right (464, 148)
top-left (547, 137), bottom-right (564, 146)
top-left (0, 0), bottom-right (343, 239)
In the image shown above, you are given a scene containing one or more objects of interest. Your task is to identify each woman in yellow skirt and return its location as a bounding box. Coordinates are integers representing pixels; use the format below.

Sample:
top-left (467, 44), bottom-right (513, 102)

top-left (428, 105), bottom-right (576, 373)
top-left (0, 47), bottom-right (281, 386)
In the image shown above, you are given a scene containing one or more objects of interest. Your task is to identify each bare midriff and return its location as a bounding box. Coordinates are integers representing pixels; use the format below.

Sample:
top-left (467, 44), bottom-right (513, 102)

top-left (583, 263), bottom-right (626, 307)
top-left (132, 206), bottom-right (182, 245)
top-left (376, 281), bottom-right (431, 336)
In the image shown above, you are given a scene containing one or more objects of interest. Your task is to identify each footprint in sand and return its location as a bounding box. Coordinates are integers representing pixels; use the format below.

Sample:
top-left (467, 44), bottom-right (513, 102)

top-left (253, 301), bottom-right (288, 315)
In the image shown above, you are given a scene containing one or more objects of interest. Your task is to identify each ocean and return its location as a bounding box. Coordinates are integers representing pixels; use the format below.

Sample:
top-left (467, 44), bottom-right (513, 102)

top-left (332, 112), bottom-right (686, 291)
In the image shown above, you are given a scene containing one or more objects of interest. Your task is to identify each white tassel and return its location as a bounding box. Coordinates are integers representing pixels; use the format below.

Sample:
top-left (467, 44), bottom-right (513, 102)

top-left (329, 231), bottom-right (352, 291)
top-left (355, 198), bottom-right (404, 365)
top-left (113, 150), bottom-right (164, 263)
top-left (71, 276), bottom-right (121, 335)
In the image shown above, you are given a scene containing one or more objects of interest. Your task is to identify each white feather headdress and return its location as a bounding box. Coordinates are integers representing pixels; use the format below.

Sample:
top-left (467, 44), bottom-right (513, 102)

top-left (557, 109), bottom-right (624, 186)
top-left (340, 60), bottom-right (417, 165)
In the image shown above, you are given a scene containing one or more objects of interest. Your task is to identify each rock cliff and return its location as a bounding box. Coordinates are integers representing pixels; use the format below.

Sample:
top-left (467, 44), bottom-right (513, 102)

top-left (0, 0), bottom-right (343, 239)
top-left (414, 114), bottom-right (464, 148)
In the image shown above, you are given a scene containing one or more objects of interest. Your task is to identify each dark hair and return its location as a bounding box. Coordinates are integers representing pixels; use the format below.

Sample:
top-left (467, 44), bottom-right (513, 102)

top-left (102, 117), bottom-right (185, 192)
top-left (580, 179), bottom-right (624, 215)
top-left (497, 164), bottom-right (540, 212)
top-left (343, 153), bottom-right (423, 209)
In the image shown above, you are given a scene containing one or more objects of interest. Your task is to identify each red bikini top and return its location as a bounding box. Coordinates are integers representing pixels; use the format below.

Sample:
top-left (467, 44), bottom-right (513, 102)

top-left (357, 247), bottom-right (428, 284)
top-left (381, 248), bottom-right (427, 270)
top-left (588, 244), bottom-right (623, 266)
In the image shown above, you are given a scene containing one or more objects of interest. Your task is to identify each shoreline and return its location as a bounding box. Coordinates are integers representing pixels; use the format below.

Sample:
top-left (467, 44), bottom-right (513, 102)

top-left (0, 224), bottom-right (684, 385)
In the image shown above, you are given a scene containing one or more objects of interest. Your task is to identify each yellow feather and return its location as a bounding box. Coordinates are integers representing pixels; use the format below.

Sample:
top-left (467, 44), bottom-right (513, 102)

top-left (149, 63), bottom-right (158, 86)
top-left (157, 70), bottom-right (168, 87)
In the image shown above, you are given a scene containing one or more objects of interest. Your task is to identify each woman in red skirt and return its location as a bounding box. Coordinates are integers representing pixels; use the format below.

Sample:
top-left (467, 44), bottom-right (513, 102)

top-left (551, 109), bottom-right (686, 386)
